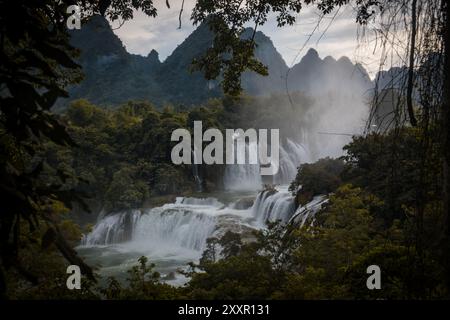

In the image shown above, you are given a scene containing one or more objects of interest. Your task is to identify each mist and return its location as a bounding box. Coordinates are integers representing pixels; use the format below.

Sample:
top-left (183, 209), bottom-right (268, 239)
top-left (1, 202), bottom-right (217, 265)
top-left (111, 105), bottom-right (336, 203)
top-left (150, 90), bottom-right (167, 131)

top-left (295, 53), bottom-right (373, 160)
top-left (240, 46), bottom-right (373, 164)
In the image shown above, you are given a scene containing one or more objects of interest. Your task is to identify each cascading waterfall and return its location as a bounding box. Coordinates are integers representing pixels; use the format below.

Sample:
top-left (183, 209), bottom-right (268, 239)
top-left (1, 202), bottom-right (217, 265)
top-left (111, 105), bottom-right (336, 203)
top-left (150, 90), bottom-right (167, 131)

top-left (78, 187), bottom-right (327, 286)
top-left (81, 186), bottom-right (326, 248)
top-left (223, 139), bottom-right (310, 190)
top-left (286, 139), bottom-right (312, 163)
top-left (78, 138), bottom-right (322, 284)
top-left (82, 198), bottom-right (223, 252)
top-left (81, 188), bottom-right (324, 250)
top-left (81, 210), bottom-right (141, 246)
top-left (82, 137), bottom-right (313, 250)
top-left (251, 186), bottom-right (296, 225)
top-left (133, 205), bottom-right (217, 251)
top-left (191, 148), bottom-right (203, 192)
top-left (283, 139), bottom-right (311, 177)
top-left (223, 140), bottom-right (262, 191)
top-left (270, 139), bottom-right (313, 184)
top-left (289, 195), bottom-right (328, 227)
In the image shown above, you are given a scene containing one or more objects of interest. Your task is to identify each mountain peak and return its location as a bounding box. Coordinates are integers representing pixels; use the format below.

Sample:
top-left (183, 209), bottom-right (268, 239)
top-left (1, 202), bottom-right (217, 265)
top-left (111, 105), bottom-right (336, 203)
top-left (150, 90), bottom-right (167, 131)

top-left (85, 15), bottom-right (110, 28)
top-left (323, 56), bottom-right (336, 64)
top-left (306, 48), bottom-right (319, 58)
top-left (147, 49), bottom-right (160, 62)
top-left (241, 28), bottom-right (288, 95)
top-left (64, 21), bottom-right (372, 108)
top-left (242, 28), bottom-right (271, 43)
top-left (70, 14), bottom-right (127, 60)
top-left (337, 56), bottom-right (353, 66)
top-left (298, 48), bottom-right (320, 65)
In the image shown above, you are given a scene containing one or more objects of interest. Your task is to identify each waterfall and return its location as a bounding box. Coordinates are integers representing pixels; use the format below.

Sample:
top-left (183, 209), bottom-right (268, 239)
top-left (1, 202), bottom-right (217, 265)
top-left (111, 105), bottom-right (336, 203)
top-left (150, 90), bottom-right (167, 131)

top-left (251, 188), bottom-right (328, 227)
top-left (289, 195), bottom-right (328, 227)
top-left (191, 148), bottom-right (203, 192)
top-left (81, 189), bottom-right (325, 250)
top-left (78, 186), bottom-right (327, 285)
top-left (223, 139), bottom-right (310, 190)
top-left (81, 198), bottom-right (222, 252)
top-left (82, 188), bottom-right (297, 251)
top-left (77, 135), bottom-right (322, 283)
top-left (176, 197), bottom-right (224, 207)
top-left (251, 186), bottom-right (296, 225)
top-left (81, 210), bottom-right (141, 246)
top-left (272, 139), bottom-right (311, 184)
top-left (134, 205), bottom-right (217, 251)
top-left (223, 140), bottom-right (262, 191)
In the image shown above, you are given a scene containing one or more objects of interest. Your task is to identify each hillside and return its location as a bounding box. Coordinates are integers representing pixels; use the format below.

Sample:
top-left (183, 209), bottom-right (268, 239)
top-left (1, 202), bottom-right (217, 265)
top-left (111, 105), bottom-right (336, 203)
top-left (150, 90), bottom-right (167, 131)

top-left (58, 15), bottom-right (374, 109)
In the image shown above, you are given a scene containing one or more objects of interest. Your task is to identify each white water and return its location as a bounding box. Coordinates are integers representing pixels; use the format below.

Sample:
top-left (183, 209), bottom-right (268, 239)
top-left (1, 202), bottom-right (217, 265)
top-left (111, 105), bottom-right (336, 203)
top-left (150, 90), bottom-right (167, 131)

top-left (251, 186), bottom-right (296, 226)
top-left (77, 139), bottom-right (324, 285)
top-left (81, 187), bottom-right (298, 247)
top-left (133, 202), bottom-right (219, 252)
top-left (223, 139), bottom-right (310, 190)
top-left (191, 148), bottom-right (203, 192)
top-left (81, 210), bottom-right (141, 246)
top-left (289, 195), bottom-right (329, 227)
top-left (77, 184), bottom-right (326, 284)
top-left (223, 141), bottom-right (262, 191)
top-left (272, 139), bottom-right (312, 185)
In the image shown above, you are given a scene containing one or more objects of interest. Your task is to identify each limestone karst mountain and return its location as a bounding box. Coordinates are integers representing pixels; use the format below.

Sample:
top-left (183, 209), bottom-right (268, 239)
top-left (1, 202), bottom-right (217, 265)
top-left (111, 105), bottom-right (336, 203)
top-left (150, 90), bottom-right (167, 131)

top-left (59, 15), bottom-right (374, 109)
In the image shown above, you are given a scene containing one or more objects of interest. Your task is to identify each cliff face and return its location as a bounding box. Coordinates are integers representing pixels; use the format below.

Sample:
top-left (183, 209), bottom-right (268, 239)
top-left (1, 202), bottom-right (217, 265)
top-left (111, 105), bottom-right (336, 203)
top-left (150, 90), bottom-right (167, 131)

top-left (59, 16), bottom-right (373, 109)
top-left (287, 48), bottom-right (373, 97)
top-left (64, 15), bottom-right (164, 108)
top-left (240, 29), bottom-right (289, 95)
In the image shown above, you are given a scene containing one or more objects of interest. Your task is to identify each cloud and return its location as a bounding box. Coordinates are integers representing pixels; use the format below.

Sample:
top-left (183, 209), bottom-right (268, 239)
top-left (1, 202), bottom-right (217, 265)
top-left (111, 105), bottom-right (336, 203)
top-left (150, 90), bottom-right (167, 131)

top-left (112, 0), bottom-right (197, 58)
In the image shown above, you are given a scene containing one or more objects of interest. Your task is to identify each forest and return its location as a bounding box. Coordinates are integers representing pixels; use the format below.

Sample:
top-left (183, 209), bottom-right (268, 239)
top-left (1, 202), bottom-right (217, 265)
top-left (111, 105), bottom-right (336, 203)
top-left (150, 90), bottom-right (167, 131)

top-left (1, 0), bottom-right (450, 301)
top-left (2, 97), bottom-right (446, 300)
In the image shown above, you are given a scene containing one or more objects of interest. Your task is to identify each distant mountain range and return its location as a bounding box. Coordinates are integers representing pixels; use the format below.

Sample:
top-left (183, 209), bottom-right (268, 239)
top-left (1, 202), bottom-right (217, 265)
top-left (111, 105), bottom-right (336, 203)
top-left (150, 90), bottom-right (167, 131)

top-left (58, 15), bottom-right (375, 109)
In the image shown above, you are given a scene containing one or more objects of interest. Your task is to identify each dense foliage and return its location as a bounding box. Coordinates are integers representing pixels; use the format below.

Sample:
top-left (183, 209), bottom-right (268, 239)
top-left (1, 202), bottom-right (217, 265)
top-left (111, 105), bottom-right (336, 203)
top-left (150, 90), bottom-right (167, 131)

top-left (4, 126), bottom-right (448, 299)
top-left (60, 99), bottom-right (193, 211)
top-left (44, 94), bottom-right (312, 214)
top-left (289, 157), bottom-right (345, 205)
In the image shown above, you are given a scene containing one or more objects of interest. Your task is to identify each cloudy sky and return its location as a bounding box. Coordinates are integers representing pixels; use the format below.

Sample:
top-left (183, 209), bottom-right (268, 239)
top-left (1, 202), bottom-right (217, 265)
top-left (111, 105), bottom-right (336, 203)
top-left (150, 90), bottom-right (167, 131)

top-left (112, 1), bottom-right (384, 77)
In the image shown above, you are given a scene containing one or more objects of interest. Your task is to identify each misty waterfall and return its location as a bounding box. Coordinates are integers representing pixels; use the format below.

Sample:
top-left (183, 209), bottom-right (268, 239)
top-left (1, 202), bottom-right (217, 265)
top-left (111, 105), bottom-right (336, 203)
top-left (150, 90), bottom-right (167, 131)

top-left (77, 139), bottom-right (327, 284)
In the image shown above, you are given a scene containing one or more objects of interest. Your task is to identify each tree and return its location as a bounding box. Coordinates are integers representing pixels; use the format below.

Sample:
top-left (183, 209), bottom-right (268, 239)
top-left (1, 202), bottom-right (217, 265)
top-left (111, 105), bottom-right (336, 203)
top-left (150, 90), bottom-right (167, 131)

top-left (0, 0), bottom-right (159, 296)
top-left (289, 157), bottom-right (345, 205)
top-left (276, 185), bottom-right (396, 299)
top-left (190, 0), bottom-right (382, 95)
top-left (190, 5), bottom-right (450, 290)
top-left (342, 129), bottom-right (442, 225)
top-left (219, 231), bottom-right (243, 259)
top-left (190, 3), bottom-right (449, 287)
top-left (101, 256), bottom-right (180, 299)
top-left (441, 0), bottom-right (450, 291)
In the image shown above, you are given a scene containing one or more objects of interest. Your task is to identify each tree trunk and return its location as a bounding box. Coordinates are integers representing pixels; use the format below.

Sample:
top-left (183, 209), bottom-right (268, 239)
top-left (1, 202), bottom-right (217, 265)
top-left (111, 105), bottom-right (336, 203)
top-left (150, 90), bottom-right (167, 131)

top-left (442, 0), bottom-right (450, 293)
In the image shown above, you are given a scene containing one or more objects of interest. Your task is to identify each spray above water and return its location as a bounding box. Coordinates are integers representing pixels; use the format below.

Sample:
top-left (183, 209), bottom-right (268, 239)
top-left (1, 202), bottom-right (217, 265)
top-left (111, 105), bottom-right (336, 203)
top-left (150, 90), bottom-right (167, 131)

top-left (171, 122), bottom-right (281, 176)
top-left (223, 139), bottom-right (309, 191)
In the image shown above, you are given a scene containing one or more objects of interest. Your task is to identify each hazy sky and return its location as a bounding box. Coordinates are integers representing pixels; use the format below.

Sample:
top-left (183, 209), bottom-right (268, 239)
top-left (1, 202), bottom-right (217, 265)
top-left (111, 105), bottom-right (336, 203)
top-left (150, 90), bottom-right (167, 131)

top-left (112, 1), bottom-right (383, 77)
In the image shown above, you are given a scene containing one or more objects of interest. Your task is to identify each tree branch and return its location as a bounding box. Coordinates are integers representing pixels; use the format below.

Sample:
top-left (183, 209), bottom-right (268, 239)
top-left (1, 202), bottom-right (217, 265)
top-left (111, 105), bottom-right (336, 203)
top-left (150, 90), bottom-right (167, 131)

top-left (407, 0), bottom-right (418, 127)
